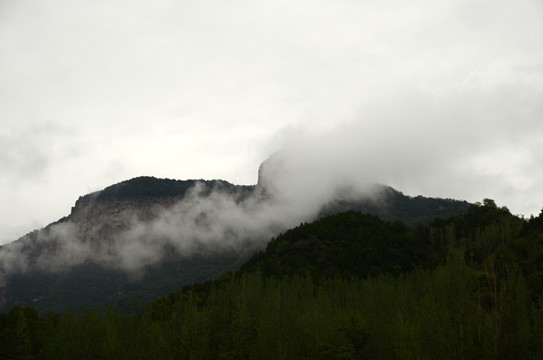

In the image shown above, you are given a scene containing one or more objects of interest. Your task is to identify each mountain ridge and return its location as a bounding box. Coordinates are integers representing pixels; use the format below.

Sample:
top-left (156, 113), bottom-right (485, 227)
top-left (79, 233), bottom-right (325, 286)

top-left (3, 198), bottom-right (542, 359)
top-left (0, 170), bottom-right (470, 312)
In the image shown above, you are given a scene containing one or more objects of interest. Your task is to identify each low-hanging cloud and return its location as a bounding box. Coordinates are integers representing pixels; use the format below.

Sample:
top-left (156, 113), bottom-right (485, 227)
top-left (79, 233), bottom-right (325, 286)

top-left (4, 76), bottom-right (543, 277)
top-left (0, 170), bottom-right (384, 279)
top-left (263, 82), bottom-right (543, 218)
top-left (108, 171), bottom-right (382, 271)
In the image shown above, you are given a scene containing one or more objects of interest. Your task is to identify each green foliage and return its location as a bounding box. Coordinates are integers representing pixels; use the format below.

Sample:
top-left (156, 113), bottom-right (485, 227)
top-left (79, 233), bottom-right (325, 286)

top-left (1, 252), bottom-right (250, 313)
top-left (0, 306), bottom-right (41, 360)
top-left (240, 211), bottom-right (432, 279)
top-left (95, 176), bottom-right (254, 201)
top-left (0, 182), bottom-right (470, 314)
top-left (320, 186), bottom-right (470, 226)
top-left (3, 198), bottom-right (543, 359)
top-left (6, 263), bottom-right (539, 359)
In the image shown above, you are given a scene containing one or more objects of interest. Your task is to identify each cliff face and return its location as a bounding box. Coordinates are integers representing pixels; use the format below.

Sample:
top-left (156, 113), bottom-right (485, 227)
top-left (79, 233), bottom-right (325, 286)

top-left (0, 177), bottom-right (258, 310)
top-left (1, 177), bottom-right (255, 275)
top-left (67, 194), bottom-right (177, 261)
top-left (0, 173), bottom-right (472, 312)
top-left (1, 171), bottom-right (471, 279)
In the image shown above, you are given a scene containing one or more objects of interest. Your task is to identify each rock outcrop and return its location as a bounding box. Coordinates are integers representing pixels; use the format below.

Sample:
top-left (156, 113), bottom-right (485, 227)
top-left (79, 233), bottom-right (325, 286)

top-left (1, 177), bottom-right (255, 273)
top-left (0, 171), bottom-right (470, 312)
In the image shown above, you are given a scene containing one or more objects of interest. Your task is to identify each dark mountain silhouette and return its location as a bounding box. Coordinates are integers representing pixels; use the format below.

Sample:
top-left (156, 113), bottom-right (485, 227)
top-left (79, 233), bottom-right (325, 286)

top-left (0, 169), bottom-right (469, 312)
top-left (3, 197), bottom-right (542, 359)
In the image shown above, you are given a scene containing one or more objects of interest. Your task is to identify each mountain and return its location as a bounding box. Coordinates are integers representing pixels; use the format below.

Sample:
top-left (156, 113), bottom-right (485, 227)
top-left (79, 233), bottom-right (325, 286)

top-left (4, 198), bottom-right (541, 359)
top-left (239, 200), bottom-right (525, 280)
top-left (96, 201), bottom-right (538, 360)
top-left (238, 211), bottom-right (431, 280)
top-left (4, 199), bottom-right (543, 360)
top-left (0, 164), bottom-right (469, 312)
top-left (319, 185), bottom-right (470, 225)
top-left (0, 177), bottom-right (257, 312)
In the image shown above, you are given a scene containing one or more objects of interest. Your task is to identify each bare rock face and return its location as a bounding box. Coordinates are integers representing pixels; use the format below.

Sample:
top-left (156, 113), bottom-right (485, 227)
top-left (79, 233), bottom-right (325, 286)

top-left (68, 194), bottom-right (177, 260)
top-left (1, 177), bottom-right (254, 276)
top-left (0, 172), bottom-right (472, 313)
top-left (0, 177), bottom-right (262, 312)
top-left (0, 195), bottom-right (176, 278)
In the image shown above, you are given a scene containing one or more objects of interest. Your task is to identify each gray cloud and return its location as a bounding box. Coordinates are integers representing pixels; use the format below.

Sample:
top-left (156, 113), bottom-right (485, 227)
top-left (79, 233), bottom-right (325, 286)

top-left (0, 125), bottom-right (54, 181)
top-left (267, 81), bottom-right (543, 216)
top-left (0, 175), bottom-right (385, 279)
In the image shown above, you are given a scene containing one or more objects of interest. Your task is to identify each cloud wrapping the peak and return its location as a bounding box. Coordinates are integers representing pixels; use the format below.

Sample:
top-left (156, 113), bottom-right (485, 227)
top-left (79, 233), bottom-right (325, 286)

top-left (0, 176), bottom-right (385, 277)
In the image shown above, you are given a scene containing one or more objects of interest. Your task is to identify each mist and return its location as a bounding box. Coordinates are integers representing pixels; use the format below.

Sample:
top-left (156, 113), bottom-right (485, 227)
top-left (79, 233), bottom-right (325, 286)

top-left (2, 86), bottom-right (543, 278)
top-left (0, 158), bottom-right (386, 280)
top-left (2, 83), bottom-right (542, 278)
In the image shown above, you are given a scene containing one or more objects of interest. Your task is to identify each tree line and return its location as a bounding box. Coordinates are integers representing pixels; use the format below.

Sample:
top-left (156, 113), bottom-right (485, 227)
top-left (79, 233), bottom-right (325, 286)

top-left (2, 199), bottom-right (543, 359)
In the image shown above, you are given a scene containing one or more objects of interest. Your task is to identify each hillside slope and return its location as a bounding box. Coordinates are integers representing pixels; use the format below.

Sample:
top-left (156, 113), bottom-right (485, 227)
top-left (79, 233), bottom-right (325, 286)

top-left (0, 173), bottom-right (468, 312)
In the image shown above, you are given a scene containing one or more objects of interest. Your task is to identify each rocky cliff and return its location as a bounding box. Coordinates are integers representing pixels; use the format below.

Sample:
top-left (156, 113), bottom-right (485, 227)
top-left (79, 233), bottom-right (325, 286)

top-left (1, 177), bottom-right (255, 274)
top-left (0, 170), bottom-right (470, 312)
top-left (0, 177), bottom-right (258, 311)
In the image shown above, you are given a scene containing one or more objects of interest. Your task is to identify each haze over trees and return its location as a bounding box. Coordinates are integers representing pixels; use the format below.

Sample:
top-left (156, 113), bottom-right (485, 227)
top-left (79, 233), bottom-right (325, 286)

top-left (2, 199), bottom-right (543, 359)
top-left (0, 176), bottom-right (469, 313)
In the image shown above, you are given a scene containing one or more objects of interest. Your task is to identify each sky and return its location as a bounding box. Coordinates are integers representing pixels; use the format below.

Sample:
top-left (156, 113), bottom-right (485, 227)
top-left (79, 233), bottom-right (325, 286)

top-left (1, 0), bottom-right (542, 245)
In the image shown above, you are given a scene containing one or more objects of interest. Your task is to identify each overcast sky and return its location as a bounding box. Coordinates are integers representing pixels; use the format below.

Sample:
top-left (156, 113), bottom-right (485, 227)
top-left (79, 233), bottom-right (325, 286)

top-left (1, 0), bottom-right (542, 245)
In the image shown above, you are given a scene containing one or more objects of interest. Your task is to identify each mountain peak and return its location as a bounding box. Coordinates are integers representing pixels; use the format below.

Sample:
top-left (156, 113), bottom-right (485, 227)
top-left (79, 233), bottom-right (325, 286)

top-left (1, 164), bottom-right (471, 312)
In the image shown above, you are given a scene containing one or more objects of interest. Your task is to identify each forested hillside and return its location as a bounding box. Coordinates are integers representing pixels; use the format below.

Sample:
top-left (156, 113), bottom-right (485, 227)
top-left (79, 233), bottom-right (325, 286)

top-left (2, 199), bottom-right (543, 359)
top-left (0, 177), bottom-right (468, 313)
top-left (320, 186), bottom-right (469, 225)
top-left (95, 176), bottom-right (255, 201)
